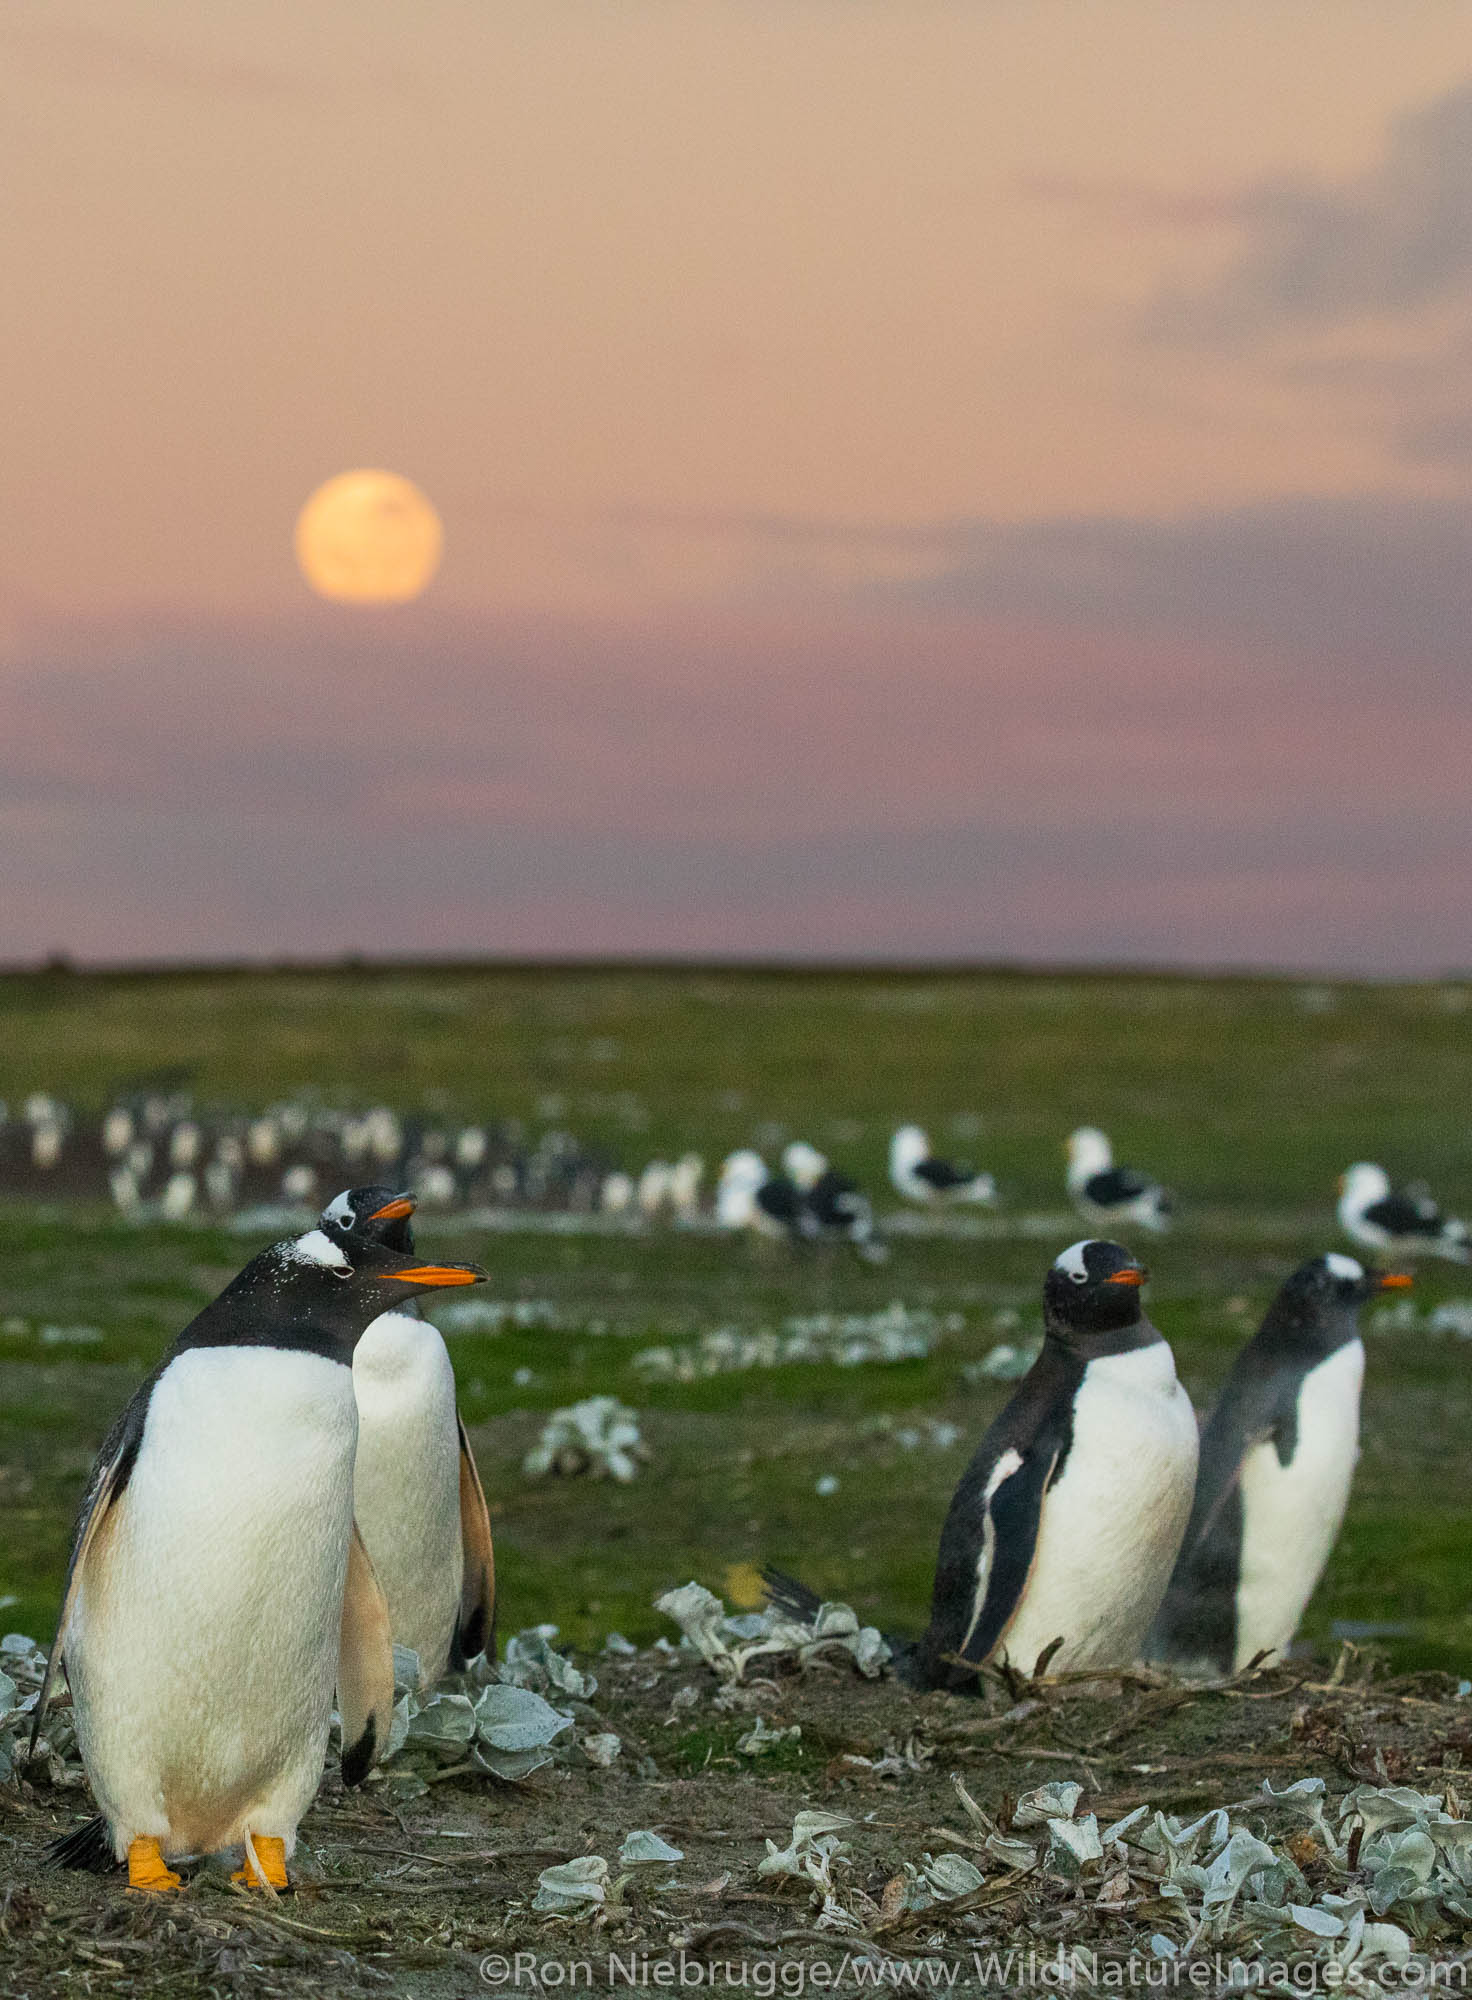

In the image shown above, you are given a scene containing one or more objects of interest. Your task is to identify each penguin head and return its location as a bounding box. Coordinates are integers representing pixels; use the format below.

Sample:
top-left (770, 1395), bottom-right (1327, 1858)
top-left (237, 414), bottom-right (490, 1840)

top-left (1265, 1251), bottom-right (1411, 1349)
top-left (321, 1184), bottom-right (418, 1253)
top-left (182, 1225), bottom-right (486, 1359)
top-left (1044, 1239), bottom-right (1148, 1342)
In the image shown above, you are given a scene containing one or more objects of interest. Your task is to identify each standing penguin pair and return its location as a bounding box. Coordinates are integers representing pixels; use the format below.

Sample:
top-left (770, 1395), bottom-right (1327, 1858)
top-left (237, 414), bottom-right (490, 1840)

top-left (1149, 1252), bottom-right (1408, 1674)
top-left (36, 1214), bottom-right (487, 1893)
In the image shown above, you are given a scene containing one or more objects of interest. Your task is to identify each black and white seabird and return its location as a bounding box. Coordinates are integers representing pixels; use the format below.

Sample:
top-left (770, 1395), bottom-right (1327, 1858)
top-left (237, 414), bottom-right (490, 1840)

top-left (910, 1239), bottom-right (1197, 1687)
top-left (888, 1125), bottom-right (996, 1206)
top-left (1149, 1253), bottom-right (1410, 1674)
top-left (782, 1142), bottom-right (887, 1261)
top-left (36, 1226), bottom-right (486, 1893)
top-left (321, 1188), bottom-right (496, 1684)
top-left (1338, 1163), bottom-right (1471, 1264)
top-left (714, 1149), bottom-right (804, 1240)
top-left (1065, 1127), bottom-right (1172, 1234)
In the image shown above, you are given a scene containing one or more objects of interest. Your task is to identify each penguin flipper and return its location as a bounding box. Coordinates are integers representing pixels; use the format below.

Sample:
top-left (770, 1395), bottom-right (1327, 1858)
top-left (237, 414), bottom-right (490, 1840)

top-left (953, 1443), bottom-right (1061, 1673)
top-left (29, 1413), bottom-right (141, 1760)
top-left (337, 1524), bottom-right (394, 1787)
top-left (452, 1414), bottom-right (496, 1667)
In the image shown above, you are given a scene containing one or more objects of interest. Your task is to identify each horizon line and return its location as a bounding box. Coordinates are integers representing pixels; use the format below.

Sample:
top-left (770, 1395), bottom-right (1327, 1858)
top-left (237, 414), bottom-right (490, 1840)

top-left (3, 950), bottom-right (1468, 989)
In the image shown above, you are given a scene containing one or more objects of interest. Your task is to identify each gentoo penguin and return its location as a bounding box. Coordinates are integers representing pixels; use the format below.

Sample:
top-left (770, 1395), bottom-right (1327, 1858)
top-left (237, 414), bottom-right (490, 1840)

top-left (1338, 1163), bottom-right (1471, 1264)
top-left (889, 1125), bottom-right (996, 1206)
top-left (782, 1142), bottom-right (886, 1260)
top-left (1065, 1127), bottom-right (1172, 1234)
top-left (1149, 1253), bottom-right (1411, 1675)
top-left (909, 1240), bottom-right (1197, 1688)
top-left (35, 1225), bottom-right (486, 1893)
top-left (321, 1186), bottom-right (496, 1684)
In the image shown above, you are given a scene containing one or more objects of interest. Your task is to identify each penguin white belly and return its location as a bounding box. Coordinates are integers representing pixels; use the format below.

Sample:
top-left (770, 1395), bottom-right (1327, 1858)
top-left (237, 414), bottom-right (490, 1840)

top-left (1001, 1345), bottom-right (1199, 1673)
top-left (352, 1313), bottom-right (464, 1685)
top-left (68, 1347), bottom-right (358, 1860)
top-left (1234, 1339), bottom-right (1363, 1670)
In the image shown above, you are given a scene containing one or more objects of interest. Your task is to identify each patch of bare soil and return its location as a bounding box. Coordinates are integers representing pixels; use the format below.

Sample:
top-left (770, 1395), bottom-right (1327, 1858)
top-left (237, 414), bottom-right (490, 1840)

top-left (5, 1648), bottom-right (1472, 1998)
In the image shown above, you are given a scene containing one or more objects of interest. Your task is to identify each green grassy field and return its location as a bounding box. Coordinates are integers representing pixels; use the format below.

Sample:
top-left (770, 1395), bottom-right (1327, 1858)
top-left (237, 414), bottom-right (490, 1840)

top-left (3, 962), bottom-right (1472, 1670)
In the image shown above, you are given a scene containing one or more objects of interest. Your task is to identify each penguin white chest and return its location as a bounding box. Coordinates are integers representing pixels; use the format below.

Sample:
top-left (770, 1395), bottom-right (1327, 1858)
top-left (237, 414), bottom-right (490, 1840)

top-left (352, 1312), bottom-right (464, 1684)
top-left (69, 1346), bottom-right (359, 1859)
top-left (1235, 1339), bottom-right (1363, 1669)
top-left (1003, 1344), bottom-right (1199, 1673)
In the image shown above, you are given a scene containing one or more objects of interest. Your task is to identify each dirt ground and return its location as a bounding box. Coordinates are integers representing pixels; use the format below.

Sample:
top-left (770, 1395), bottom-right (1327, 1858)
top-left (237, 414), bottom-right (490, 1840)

top-left (5, 1643), bottom-right (1472, 1999)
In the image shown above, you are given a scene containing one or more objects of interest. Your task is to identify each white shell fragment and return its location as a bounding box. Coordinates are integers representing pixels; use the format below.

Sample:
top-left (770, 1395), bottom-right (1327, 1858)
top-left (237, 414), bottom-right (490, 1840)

top-left (522, 1397), bottom-right (650, 1483)
top-left (655, 1580), bottom-right (890, 1683)
top-left (619, 1830), bottom-right (685, 1866)
top-left (533, 1855), bottom-right (610, 1913)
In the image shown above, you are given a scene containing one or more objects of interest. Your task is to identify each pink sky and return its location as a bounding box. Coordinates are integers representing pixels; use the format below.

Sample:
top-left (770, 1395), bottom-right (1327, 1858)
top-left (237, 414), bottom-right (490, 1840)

top-left (5, 3), bottom-right (1472, 969)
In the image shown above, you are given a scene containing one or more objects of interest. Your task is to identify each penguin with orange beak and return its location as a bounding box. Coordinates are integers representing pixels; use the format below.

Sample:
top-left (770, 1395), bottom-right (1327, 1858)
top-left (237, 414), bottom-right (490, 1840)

top-left (1149, 1252), bottom-right (1411, 1674)
top-left (320, 1186), bottom-right (496, 1685)
top-left (36, 1224), bottom-right (486, 1893)
top-left (910, 1239), bottom-right (1197, 1687)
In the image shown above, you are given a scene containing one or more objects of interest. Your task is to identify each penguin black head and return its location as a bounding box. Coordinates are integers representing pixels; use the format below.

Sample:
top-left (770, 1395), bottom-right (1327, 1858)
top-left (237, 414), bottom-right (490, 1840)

top-left (178, 1225), bottom-right (486, 1361)
top-left (1043, 1239), bottom-right (1150, 1345)
top-left (1262, 1251), bottom-right (1411, 1352)
top-left (321, 1185), bottom-right (417, 1255)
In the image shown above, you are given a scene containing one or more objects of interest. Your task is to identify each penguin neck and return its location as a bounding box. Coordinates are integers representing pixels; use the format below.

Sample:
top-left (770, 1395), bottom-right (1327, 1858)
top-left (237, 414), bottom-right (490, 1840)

top-left (1256, 1297), bottom-right (1360, 1362)
top-left (1042, 1309), bottom-right (1160, 1362)
top-left (174, 1261), bottom-right (394, 1365)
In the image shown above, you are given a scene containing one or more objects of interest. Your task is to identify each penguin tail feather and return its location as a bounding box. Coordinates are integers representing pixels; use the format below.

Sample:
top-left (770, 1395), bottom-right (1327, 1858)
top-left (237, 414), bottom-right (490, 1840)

top-left (759, 1567), bottom-right (825, 1625)
top-left (45, 1815), bottom-right (117, 1873)
top-left (340, 1712), bottom-right (378, 1790)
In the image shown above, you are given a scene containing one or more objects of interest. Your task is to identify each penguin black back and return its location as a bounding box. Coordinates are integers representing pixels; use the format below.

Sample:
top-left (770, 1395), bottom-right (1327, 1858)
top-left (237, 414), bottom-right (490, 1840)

top-left (1149, 1252), bottom-right (1407, 1673)
top-left (913, 1240), bottom-right (1194, 1689)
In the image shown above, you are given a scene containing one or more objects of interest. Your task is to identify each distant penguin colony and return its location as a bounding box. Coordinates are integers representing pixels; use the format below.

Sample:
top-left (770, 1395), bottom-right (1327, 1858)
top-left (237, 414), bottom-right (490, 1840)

top-left (320, 1187), bottom-right (497, 1684)
top-left (1149, 1254), bottom-right (1410, 1675)
top-left (37, 1224), bottom-right (486, 1892)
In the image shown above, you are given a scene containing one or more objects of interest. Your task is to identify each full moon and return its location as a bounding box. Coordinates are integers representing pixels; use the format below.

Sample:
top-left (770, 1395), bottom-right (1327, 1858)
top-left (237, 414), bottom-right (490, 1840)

top-left (294, 469), bottom-right (443, 604)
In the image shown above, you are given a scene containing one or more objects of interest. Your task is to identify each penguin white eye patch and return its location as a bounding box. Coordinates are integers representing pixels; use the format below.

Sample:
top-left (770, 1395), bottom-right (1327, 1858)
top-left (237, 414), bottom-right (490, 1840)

top-left (1323, 1252), bottom-right (1363, 1282)
top-left (1054, 1240), bottom-right (1092, 1283)
top-left (288, 1229), bottom-right (353, 1276)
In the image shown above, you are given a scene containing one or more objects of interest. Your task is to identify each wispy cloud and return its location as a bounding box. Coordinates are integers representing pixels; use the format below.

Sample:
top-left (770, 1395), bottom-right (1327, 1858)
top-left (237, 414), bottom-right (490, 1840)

top-left (1147, 80), bottom-right (1472, 341)
top-left (895, 492), bottom-right (1472, 683)
top-left (1017, 172), bottom-right (1250, 234)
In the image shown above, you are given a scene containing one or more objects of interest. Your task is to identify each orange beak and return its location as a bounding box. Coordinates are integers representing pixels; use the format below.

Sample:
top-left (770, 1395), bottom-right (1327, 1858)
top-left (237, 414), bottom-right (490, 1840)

top-left (1377, 1271), bottom-right (1414, 1290)
top-left (389, 1263), bottom-right (485, 1287)
top-left (369, 1195), bottom-right (416, 1221)
top-left (1104, 1268), bottom-right (1145, 1286)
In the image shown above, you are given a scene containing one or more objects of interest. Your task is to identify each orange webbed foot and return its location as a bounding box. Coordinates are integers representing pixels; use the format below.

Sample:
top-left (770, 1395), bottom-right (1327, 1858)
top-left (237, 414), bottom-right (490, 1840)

top-left (126, 1836), bottom-right (182, 1893)
top-left (231, 1834), bottom-right (288, 1894)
